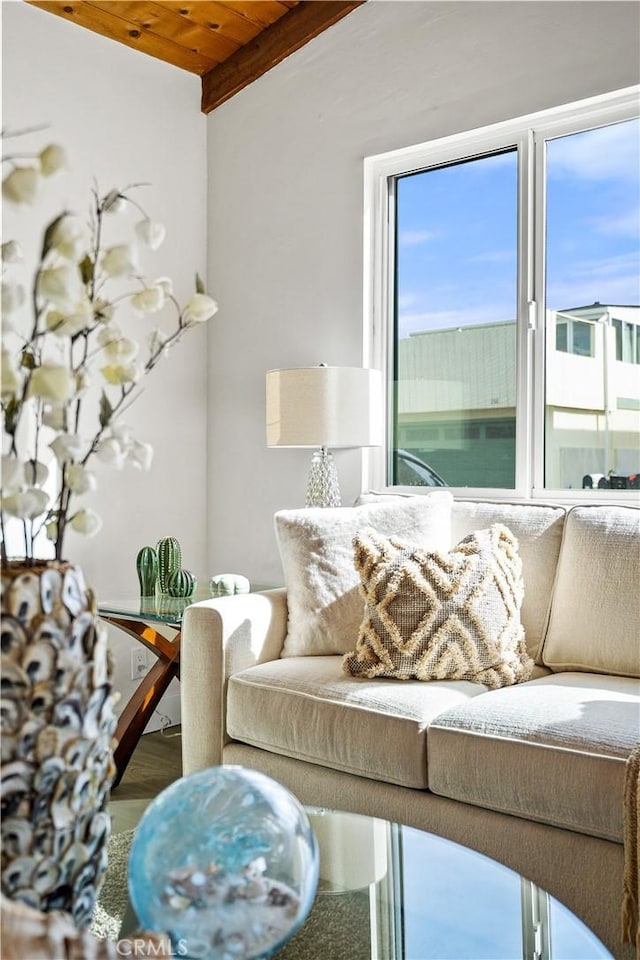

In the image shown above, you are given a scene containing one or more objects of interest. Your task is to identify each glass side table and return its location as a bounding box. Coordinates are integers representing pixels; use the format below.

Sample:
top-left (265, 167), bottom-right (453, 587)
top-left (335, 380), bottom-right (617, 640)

top-left (99, 585), bottom-right (273, 787)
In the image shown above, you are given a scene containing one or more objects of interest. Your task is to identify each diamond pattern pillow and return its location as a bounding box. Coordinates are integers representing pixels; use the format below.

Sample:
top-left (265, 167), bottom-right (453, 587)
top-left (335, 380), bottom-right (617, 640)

top-left (343, 523), bottom-right (533, 688)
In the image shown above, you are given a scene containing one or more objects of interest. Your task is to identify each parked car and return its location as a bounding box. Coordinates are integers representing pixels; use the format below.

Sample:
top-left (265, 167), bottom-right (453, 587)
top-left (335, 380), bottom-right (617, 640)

top-left (394, 449), bottom-right (447, 487)
top-left (582, 473), bottom-right (640, 489)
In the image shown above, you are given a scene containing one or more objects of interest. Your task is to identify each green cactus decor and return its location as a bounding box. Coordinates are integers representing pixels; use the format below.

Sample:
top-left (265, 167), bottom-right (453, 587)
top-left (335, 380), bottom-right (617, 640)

top-left (156, 536), bottom-right (182, 595)
top-left (209, 573), bottom-right (251, 597)
top-left (136, 546), bottom-right (158, 597)
top-left (167, 568), bottom-right (197, 599)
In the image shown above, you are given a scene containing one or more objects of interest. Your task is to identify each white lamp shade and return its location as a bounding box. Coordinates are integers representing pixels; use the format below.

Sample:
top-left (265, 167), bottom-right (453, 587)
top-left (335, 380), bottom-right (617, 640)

top-left (266, 366), bottom-right (383, 448)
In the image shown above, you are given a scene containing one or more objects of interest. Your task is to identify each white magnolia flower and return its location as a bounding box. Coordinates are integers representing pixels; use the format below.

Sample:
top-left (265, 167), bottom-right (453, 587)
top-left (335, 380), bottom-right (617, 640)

top-left (102, 189), bottom-right (126, 213)
top-left (183, 293), bottom-right (219, 325)
top-left (66, 463), bottom-right (97, 494)
top-left (42, 404), bottom-right (66, 430)
top-left (46, 300), bottom-right (92, 337)
top-left (1, 455), bottom-right (23, 494)
top-left (2, 487), bottom-right (49, 520)
top-left (2, 166), bottom-right (39, 204)
top-left (155, 277), bottom-right (173, 297)
top-left (29, 363), bottom-right (76, 402)
top-left (1, 240), bottom-right (23, 263)
top-left (70, 508), bottom-right (102, 537)
top-left (101, 361), bottom-right (142, 386)
top-left (101, 243), bottom-right (138, 278)
top-left (38, 265), bottom-right (84, 309)
top-left (1, 348), bottom-right (21, 398)
top-left (103, 337), bottom-right (139, 363)
top-left (39, 144), bottom-right (67, 176)
top-left (95, 437), bottom-right (126, 469)
top-left (131, 284), bottom-right (165, 314)
top-left (23, 459), bottom-right (49, 487)
top-left (109, 422), bottom-right (134, 447)
top-left (45, 518), bottom-right (58, 542)
top-left (135, 218), bottom-right (166, 251)
top-left (50, 432), bottom-right (83, 464)
top-left (129, 440), bottom-right (154, 471)
top-left (93, 299), bottom-right (114, 324)
top-left (1, 281), bottom-right (26, 315)
top-left (50, 216), bottom-right (86, 261)
top-left (97, 322), bottom-right (122, 347)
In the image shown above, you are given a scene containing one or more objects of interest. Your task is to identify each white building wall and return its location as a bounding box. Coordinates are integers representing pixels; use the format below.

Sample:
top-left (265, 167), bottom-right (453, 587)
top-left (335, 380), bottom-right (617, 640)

top-left (205, 0), bottom-right (640, 585)
top-left (2, 0), bottom-right (207, 728)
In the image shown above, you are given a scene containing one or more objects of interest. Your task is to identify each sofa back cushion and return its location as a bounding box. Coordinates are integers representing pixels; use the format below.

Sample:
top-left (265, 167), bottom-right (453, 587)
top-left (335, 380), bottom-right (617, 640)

top-left (275, 491), bottom-right (453, 657)
top-left (452, 501), bottom-right (566, 663)
top-left (542, 505), bottom-right (640, 677)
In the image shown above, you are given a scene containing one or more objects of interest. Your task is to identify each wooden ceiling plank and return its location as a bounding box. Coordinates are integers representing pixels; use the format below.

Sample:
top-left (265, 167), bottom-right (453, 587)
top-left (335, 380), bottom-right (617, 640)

top-left (160, 1), bottom-right (269, 47)
top-left (85, 0), bottom-right (241, 62)
top-left (27, 1), bottom-right (216, 74)
top-left (201, 0), bottom-right (364, 114)
top-left (216, 1), bottom-right (297, 30)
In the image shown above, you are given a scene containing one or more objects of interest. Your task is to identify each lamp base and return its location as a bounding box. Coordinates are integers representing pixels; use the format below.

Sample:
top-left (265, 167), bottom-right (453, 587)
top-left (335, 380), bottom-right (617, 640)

top-left (306, 448), bottom-right (341, 508)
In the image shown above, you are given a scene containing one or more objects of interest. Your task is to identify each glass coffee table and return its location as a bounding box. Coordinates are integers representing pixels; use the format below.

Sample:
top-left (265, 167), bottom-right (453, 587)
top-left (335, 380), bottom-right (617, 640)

top-left (108, 803), bottom-right (611, 959)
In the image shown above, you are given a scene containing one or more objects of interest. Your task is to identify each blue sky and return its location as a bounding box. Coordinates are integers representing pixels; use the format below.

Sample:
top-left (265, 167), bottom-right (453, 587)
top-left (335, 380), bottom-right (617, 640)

top-left (396, 117), bottom-right (640, 337)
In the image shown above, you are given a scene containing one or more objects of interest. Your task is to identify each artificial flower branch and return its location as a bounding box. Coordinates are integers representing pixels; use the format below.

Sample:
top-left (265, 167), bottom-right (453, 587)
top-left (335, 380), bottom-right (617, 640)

top-left (1, 135), bottom-right (218, 563)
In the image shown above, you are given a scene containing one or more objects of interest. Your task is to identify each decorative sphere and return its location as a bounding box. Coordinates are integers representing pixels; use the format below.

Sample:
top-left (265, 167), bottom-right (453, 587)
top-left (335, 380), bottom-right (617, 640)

top-left (128, 766), bottom-right (319, 959)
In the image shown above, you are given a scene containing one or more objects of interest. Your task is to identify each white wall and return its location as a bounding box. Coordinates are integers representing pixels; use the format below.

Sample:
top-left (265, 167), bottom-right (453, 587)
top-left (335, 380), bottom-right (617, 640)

top-left (205, 0), bottom-right (640, 586)
top-left (2, 0), bottom-right (207, 727)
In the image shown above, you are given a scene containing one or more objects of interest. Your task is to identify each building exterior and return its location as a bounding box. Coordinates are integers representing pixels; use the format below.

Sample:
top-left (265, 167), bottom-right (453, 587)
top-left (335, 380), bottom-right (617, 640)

top-left (396, 303), bottom-right (640, 490)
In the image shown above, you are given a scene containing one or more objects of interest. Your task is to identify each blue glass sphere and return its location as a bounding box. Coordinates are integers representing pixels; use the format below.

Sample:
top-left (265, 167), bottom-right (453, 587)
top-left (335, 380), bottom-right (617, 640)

top-left (128, 766), bottom-right (319, 959)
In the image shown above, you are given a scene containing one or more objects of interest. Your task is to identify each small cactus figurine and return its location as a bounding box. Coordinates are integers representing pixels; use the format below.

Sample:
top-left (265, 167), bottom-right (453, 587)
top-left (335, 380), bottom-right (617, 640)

top-left (167, 568), bottom-right (197, 599)
top-left (136, 546), bottom-right (159, 597)
top-left (156, 536), bottom-right (182, 595)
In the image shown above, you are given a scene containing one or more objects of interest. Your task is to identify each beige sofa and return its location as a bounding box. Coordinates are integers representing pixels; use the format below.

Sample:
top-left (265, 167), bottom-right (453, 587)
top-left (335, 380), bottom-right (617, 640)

top-left (180, 498), bottom-right (640, 959)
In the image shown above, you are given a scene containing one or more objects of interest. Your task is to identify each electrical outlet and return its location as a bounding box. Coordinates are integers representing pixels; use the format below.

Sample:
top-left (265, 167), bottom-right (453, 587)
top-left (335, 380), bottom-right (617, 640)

top-left (131, 649), bottom-right (147, 680)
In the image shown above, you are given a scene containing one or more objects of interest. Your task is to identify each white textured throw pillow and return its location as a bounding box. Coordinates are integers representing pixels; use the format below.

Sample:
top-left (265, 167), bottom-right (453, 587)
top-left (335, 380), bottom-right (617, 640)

top-left (275, 491), bottom-right (453, 657)
top-left (343, 523), bottom-right (533, 688)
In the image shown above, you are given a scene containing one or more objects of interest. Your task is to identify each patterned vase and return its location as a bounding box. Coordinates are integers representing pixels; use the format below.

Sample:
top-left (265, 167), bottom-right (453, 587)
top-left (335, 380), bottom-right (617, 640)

top-left (0, 559), bottom-right (118, 928)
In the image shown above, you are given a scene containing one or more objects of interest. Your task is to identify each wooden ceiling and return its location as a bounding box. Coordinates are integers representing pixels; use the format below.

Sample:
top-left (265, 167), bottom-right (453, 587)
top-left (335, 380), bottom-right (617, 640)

top-left (26, 1), bottom-right (364, 113)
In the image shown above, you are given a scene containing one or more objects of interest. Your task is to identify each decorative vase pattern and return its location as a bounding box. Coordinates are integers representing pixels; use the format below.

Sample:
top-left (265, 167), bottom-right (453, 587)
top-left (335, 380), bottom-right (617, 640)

top-left (167, 568), bottom-right (197, 599)
top-left (136, 546), bottom-right (159, 598)
top-left (156, 537), bottom-right (182, 595)
top-left (0, 559), bottom-right (117, 928)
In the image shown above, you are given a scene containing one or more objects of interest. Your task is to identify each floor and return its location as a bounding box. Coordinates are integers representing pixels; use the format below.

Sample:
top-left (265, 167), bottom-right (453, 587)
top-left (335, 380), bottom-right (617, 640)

top-left (108, 725), bottom-right (183, 833)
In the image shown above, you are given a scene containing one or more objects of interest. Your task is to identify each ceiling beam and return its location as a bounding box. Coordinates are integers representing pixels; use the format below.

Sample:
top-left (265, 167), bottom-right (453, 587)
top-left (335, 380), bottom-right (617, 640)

top-left (201, 0), bottom-right (364, 114)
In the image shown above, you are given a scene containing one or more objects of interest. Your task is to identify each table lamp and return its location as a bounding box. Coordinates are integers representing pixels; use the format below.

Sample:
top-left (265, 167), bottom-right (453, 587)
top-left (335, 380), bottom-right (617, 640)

top-left (266, 364), bottom-right (382, 507)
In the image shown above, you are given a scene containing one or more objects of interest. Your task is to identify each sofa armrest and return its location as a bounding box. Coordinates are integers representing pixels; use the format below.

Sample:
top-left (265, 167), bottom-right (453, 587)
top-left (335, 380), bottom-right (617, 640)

top-left (180, 588), bottom-right (288, 775)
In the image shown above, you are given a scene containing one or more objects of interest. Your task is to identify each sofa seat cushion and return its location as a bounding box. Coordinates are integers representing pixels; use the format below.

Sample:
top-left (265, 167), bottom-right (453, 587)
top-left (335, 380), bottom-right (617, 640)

top-left (428, 673), bottom-right (640, 842)
top-left (227, 655), bottom-right (489, 788)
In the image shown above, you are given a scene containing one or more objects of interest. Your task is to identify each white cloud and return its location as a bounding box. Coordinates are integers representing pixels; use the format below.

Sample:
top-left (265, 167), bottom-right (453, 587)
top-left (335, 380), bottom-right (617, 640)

top-left (590, 206), bottom-right (640, 238)
top-left (548, 252), bottom-right (640, 308)
top-left (399, 229), bottom-right (437, 247)
top-left (547, 118), bottom-right (640, 182)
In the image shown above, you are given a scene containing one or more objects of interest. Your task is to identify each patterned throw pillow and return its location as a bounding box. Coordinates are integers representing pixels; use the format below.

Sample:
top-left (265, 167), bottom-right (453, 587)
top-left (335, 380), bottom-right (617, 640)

top-left (343, 523), bottom-right (533, 688)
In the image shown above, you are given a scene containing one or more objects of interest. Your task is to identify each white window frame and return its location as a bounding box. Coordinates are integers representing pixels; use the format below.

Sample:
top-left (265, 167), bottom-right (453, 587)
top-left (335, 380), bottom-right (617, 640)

top-left (363, 85), bottom-right (640, 503)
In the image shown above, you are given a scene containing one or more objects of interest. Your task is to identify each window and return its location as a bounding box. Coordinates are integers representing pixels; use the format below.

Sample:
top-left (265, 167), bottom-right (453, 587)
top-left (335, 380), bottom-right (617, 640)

top-left (555, 317), bottom-right (594, 357)
top-left (365, 88), bottom-right (640, 497)
top-left (613, 318), bottom-right (640, 364)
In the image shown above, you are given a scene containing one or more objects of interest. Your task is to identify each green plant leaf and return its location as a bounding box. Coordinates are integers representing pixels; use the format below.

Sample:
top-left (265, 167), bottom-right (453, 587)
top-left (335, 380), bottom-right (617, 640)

top-left (99, 390), bottom-right (113, 428)
top-left (195, 273), bottom-right (205, 295)
top-left (79, 255), bottom-right (94, 286)
top-left (40, 212), bottom-right (68, 261)
top-left (21, 350), bottom-right (36, 369)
